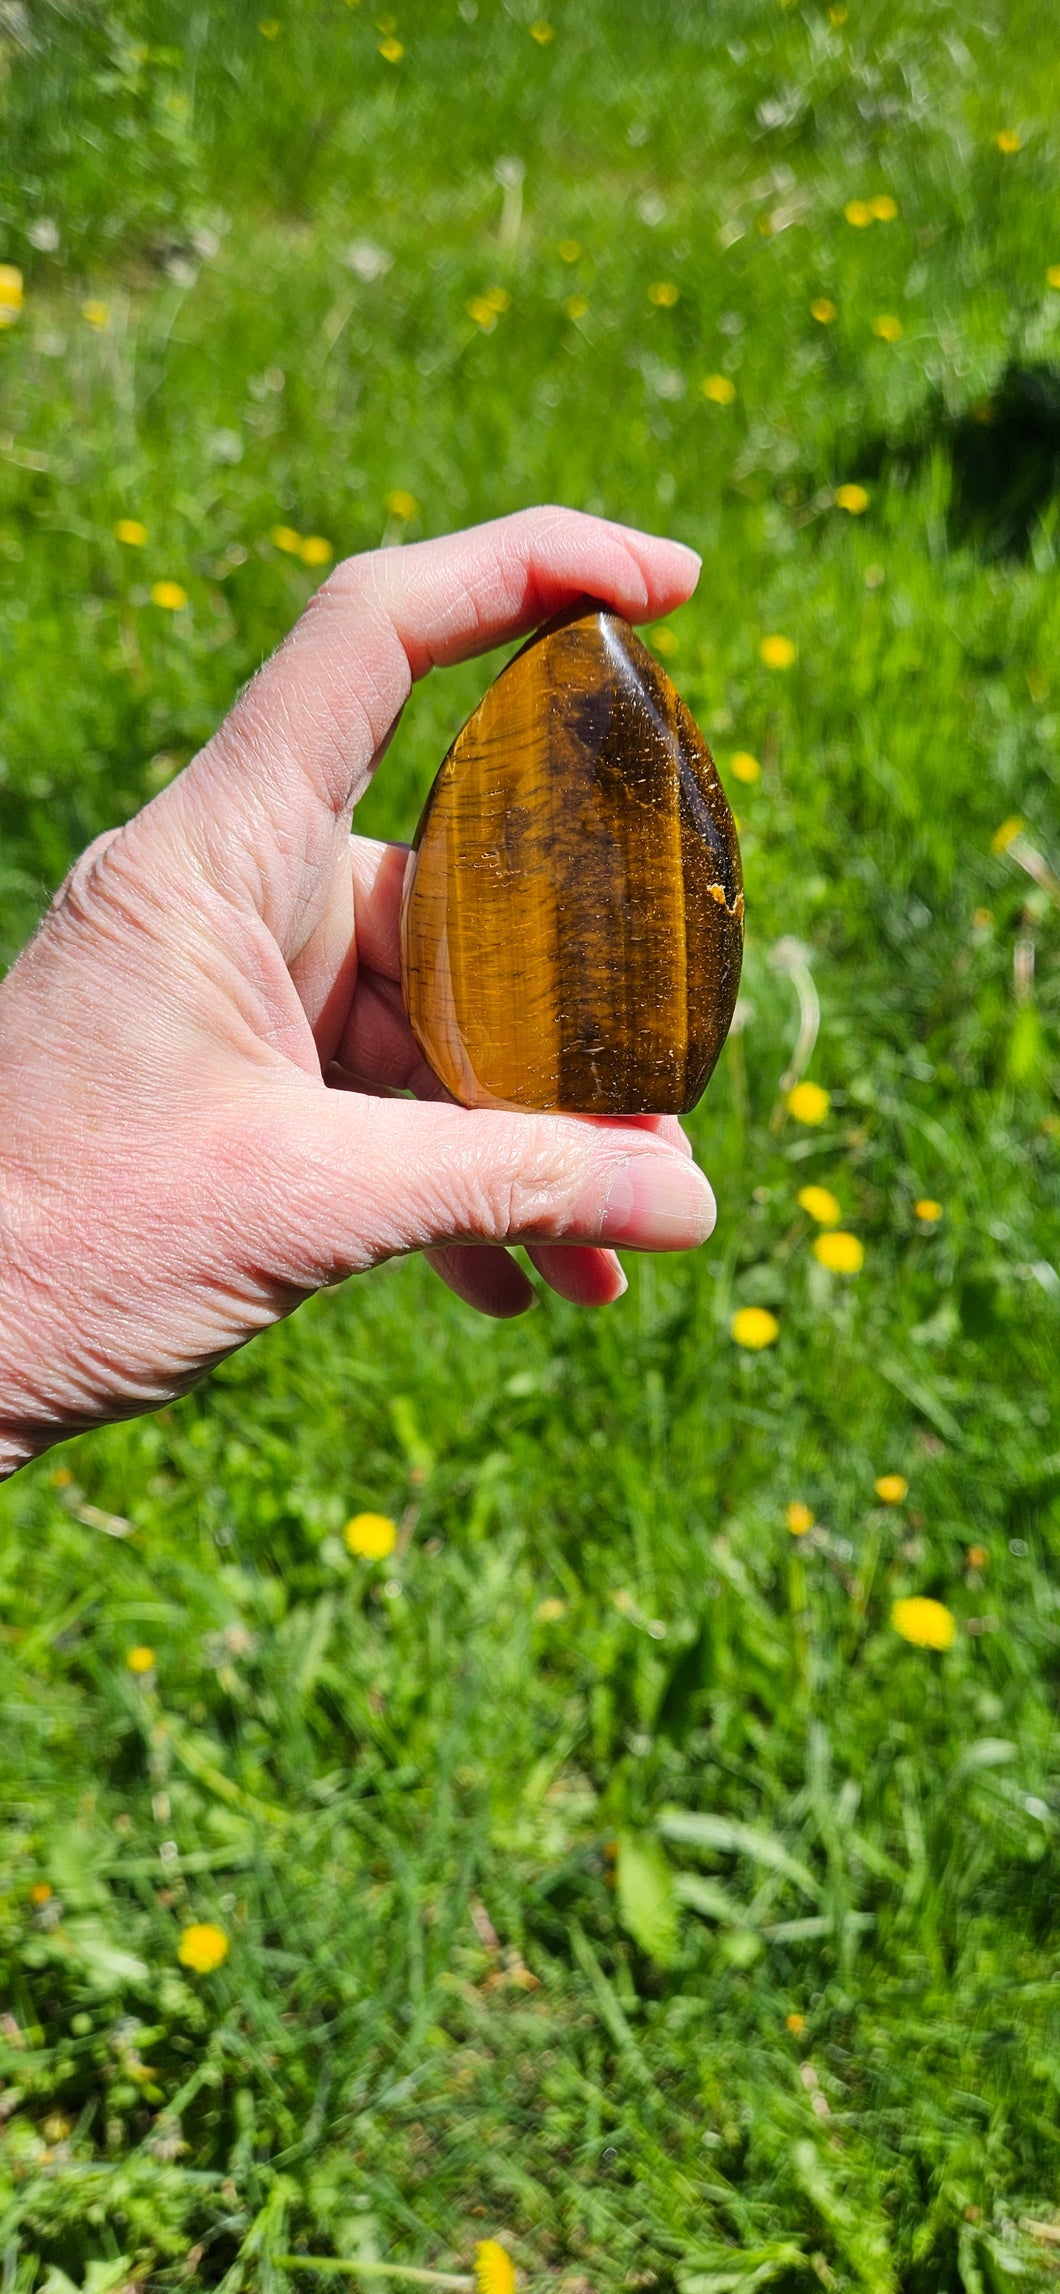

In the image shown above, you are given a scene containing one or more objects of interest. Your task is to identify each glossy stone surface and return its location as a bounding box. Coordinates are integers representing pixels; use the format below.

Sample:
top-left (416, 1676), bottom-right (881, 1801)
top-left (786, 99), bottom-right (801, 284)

top-left (399, 602), bottom-right (744, 1114)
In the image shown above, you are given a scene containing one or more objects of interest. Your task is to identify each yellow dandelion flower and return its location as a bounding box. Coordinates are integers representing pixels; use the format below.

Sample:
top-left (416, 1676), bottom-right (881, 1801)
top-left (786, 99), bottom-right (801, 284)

top-left (648, 281), bottom-right (679, 307)
top-left (703, 373), bottom-right (736, 404)
top-left (810, 297), bottom-right (837, 323)
top-left (872, 314), bottom-right (903, 342)
top-left (344, 1511), bottom-right (397, 1560)
top-left (475, 2241), bottom-right (516, 2294)
top-left (731, 1306), bottom-right (780, 1350)
top-left (730, 751), bottom-right (760, 783)
top-left (786, 1081), bottom-right (830, 1124)
top-left (995, 129), bottom-right (1021, 153)
top-left (385, 489), bottom-right (418, 519)
top-left (874, 1473), bottom-right (908, 1504)
top-left (991, 814), bottom-right (1023, 854)
top-left (271, 525), bottom-right (303, 553)
top-left (564, 294), bottom-right (588, 320)
top-left (786, 2010), bottom-right (806, 2032)
top-left (835, 483), bottom-right (869, 514)
top-left (786, 1502), bottom-right (815, 1536)
top-left (468, 296), bottom-right (501, 329)
top-left (30, 1881), bottom-right (52, 1905)
top-left (870, 194), bottom-right (898, 220)
top-left (177, 1921), bottom-right (230, 1974)
top-left (0, 263), bottom-right (24, 319)
top-left (536, 1596), bottom-right (566, 1622)
top-left (82, 299), bottom-right (110, 329)
top-left (798, 1185), bottom-right (841, 1227)
top-left (967, 1545), bottom-right (989, 1570)
top-left (378, 34), bottom-right (403, 60)
top-left (651, 627), bottom-right (678, 658)
top-left (559, 239), bottom-right (581, 262)
top-left (891, 1596), bottom-right (955, 1651)
top-left (760, 633), bottom-right (796, 669)
top-left (914, 1199), bottom-right (943, 1224)
top-left (151, 580), bottom-right (187, 610)
top-left (844, 200), bottom-right (872, 227)
top-left (813, 1230), bottom-right (864, 1274)
top-left (483, 286), bottom-right (511, 313)
top-left (1047, 265), bottom-right (1060, 290)
top-left (529, 20), bottom-right (554, 39)
top-left (52, 1465), bottom-right (74, 1489)
top-left (300, 535), bottom-right (332, 566)
top-left (126, 1645), bottom-right (155, 1674)
top-left (114, 518), bottom-right (147, 546)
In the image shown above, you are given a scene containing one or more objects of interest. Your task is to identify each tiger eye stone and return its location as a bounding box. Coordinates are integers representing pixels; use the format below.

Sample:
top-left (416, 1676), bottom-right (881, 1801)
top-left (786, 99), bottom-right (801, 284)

top-left (399, 602), bottom-right (744, 1115)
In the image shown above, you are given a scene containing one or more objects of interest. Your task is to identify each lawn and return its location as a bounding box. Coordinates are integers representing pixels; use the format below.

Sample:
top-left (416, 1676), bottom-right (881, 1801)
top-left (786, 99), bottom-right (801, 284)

top-left (1, 0), bottom-right (1059, 2286)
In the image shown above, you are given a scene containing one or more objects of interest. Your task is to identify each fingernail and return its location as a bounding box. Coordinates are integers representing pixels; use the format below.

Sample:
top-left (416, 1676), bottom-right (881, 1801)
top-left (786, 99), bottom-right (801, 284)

top-left (598, 1156), bottom-right (716, 1249)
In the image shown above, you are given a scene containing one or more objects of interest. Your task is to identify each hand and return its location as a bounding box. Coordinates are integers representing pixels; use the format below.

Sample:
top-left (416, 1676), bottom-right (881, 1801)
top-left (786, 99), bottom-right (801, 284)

top-left (0, 507), bottom-right (716, 1474)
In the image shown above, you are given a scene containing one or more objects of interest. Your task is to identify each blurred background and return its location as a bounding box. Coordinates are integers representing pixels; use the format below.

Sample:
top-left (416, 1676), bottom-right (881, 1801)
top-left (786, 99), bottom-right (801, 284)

top-left (1, 1), bottom-right (1059, 2285)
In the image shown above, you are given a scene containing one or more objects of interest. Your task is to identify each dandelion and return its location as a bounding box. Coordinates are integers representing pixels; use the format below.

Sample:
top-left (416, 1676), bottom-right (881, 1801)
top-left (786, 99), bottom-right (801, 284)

top-left (872, 314), bottom-right (903, 342)
top-left (0, 264), bottom-right (24, 323)
top-left (875, 1473), bottom-right (908, 1504)
top-left (703, 373), bottom-right (736, 403)
top-left (476, 2243), bottom-right (516, 2294)
top-left (300, 536), bottom-right (332, 566)
top-left (536, 1596), bottom-right (566, 1623)
top-left (892, 1596), bottom-right (956, 1651)
top-left (798, 1185), bottom-right (841, 1227)
top-left (344, 1511), bottom-right (397, 1560)
top-left (967, 1545), bottom-right (989, 1570)
top-left (810, 297), bottom-right (837, 323)
top-left (82, 299), bottom-right (110, 329)
top-left (731, 1306), bottom-right (780, 1350)
top-left (870, 194), bottom-right (898, 220)
top-left (835, 483), bottom-right (869, 514)
top-left (786, 2010), bottom-right (806, 2032)
top-left (651, 626), bottom-right (678, 656)
top-left (564, 295), bottom-right (588, 320)
top-left (271, 525), bottom-right (303, 553)
top-left (177, 1922), bottom-right (229, 1974)
top-left (648, 281), bottom-right (679, 307)
top-left (378, 34), bottom-right (403, 60)
top-left (786, 1080), bottom-right (830, 1124)
top-left (559, 239), bottom-right (581, 262)
top-left (151, 581), bottom-right (187, 610)
top-left (995, 129), bottom-right (1021, 153)
top-left (730, 751), bottom-right (760, 783)
top-left (126, 1645), bottom-right (155, 1674)
top-left (529, 20), bottom-right (554, 39)
top-left (385, 489), bottom-right (418, 519)
top-left (786, 1502), bottom-right (814, 1536)
top-left (115, 518), bottom-right (147, 546)
top-left (914, 1199), bottom-right (943, 1224)
top-left (760, 634), bottom-right (796, 669)
top-left (991, 815), bottom-right (1023, 854)
top-left (1048, 266), bottom-right (1060, 290)
top-left (468, 291), bottom-right (509, 330)
top-left (813, 1230), bottom-right (863, 1273)
top-left (844, 200), bottom-right (872, 227)
top-left (30, 1882), bottom-right (52, 1905)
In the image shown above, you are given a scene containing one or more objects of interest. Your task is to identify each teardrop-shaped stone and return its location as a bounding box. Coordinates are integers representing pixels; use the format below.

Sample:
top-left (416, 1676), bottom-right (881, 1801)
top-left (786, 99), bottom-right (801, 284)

top-left (399, 602), bottom-right (744, 1115)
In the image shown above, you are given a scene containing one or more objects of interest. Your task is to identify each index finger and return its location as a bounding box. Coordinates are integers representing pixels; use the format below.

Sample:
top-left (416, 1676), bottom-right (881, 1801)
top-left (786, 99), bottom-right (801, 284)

top-left (176, 507), bottom-right (701, 947)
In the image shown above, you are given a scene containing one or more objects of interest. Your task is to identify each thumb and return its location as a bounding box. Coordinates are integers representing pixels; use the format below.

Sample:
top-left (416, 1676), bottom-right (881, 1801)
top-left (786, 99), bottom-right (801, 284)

top-left (237, 1085), bottom-right (716, 1290)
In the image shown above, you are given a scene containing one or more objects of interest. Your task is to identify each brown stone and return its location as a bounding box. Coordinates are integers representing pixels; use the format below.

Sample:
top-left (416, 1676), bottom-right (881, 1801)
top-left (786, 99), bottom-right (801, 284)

top-left (399, 601), bottom-right (744, 1114)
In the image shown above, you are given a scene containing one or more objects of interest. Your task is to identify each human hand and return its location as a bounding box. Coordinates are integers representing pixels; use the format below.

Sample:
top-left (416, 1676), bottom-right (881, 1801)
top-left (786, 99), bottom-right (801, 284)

top-left (0, 507), bottom-right (716, 1474)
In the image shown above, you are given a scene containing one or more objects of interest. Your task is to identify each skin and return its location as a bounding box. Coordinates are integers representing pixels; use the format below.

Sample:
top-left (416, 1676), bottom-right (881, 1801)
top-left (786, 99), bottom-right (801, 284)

top-left (0, 508), bottom-right (717, 1478)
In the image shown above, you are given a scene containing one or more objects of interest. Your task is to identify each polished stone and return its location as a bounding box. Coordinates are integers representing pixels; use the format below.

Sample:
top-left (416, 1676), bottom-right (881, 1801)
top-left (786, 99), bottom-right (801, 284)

top-left (399, 602), bottom-right (744, 1114)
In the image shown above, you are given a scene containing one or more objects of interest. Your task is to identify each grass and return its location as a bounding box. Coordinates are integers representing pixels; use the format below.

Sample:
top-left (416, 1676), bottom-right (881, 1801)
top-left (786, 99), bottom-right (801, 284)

top-left (1, 0), bottom-right (1059, 2285)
